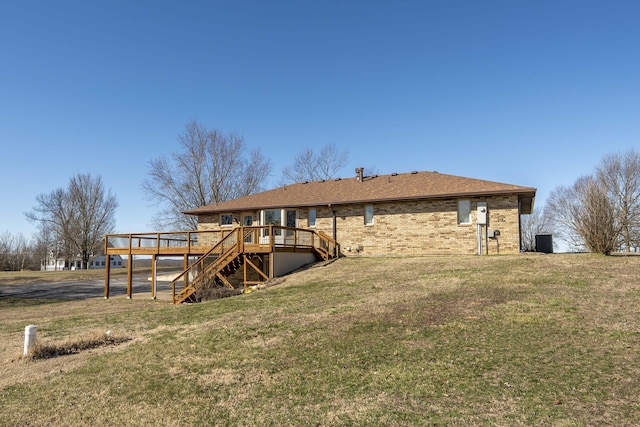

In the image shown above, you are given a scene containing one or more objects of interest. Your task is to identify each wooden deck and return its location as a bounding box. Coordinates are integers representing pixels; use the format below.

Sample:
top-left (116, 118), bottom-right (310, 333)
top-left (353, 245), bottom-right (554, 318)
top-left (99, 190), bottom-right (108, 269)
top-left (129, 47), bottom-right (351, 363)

top-left (104, 225), bottom-right (338, 301)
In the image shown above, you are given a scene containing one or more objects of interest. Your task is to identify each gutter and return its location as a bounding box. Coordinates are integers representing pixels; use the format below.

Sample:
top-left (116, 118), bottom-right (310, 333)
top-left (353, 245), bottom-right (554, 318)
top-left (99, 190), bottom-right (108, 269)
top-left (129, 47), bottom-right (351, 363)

top-left (328, 203), bottom-right (337, 242)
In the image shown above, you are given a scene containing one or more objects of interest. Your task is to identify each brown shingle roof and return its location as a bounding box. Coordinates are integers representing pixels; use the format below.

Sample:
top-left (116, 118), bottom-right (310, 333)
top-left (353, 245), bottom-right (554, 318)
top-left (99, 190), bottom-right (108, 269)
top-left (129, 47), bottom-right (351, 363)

top-left (184, 170), bottom-right (536, 215)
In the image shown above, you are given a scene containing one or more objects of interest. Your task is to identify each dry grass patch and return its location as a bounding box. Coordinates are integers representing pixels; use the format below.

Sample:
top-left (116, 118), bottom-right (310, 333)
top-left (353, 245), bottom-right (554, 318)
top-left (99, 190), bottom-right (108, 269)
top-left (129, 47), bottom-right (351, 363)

top-left (25, 330), bottom-right (131, 360)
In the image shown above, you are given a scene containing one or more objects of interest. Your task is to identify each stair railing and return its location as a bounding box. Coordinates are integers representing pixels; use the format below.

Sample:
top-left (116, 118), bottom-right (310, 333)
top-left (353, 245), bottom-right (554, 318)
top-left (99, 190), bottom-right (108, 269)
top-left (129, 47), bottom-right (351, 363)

top-left (172, 228), bottom-right (241, 303)
top-left (314, 230), bottom-right (338, 260)
top-left (172, 225), bottom-right (339, 303)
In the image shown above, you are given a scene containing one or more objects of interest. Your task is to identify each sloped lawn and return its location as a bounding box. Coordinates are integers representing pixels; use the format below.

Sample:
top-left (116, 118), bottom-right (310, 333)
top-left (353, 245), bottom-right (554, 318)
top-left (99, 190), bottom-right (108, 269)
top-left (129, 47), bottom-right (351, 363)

top-left (1, 254), bottom-right (639, 426)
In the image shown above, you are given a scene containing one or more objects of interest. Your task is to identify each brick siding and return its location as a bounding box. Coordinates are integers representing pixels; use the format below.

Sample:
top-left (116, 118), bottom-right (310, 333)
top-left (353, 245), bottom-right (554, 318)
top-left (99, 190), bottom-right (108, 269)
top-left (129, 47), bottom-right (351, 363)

top-left (196, 195), bottom-right (522, 256)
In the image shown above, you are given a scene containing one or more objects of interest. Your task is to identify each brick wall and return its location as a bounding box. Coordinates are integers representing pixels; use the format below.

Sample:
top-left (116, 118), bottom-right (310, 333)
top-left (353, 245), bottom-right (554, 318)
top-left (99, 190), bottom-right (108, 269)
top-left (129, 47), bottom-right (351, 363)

top-left (195, 195), bottom-right (522, 256)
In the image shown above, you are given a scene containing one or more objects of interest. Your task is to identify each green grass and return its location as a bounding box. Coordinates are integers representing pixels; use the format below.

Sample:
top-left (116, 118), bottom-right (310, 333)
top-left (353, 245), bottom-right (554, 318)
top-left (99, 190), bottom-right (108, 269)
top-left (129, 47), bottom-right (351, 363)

top-left (1, 254), bottom-right (640, 425)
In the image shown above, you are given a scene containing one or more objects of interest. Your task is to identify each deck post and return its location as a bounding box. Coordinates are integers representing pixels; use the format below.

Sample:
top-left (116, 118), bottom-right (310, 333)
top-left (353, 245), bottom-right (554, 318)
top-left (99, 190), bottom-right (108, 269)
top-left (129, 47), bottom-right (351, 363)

top-left (104, 254), bottom-right (110, 299)
top-left (243, 253), bottom-right (247, 289)
top-left (269, 252), bottom-right (274, 279)
top-left (127, 236), bottom-right (133, 299)
top-left (151, 254), bottom-right (157, 299)
top-left (183, 254), bottom-right (189, 289)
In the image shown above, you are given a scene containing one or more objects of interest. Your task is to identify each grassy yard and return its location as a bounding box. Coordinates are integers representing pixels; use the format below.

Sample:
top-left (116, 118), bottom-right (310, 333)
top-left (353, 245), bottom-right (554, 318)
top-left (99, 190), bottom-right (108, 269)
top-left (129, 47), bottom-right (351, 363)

top-left (1, 254), bottom-right (639, 426)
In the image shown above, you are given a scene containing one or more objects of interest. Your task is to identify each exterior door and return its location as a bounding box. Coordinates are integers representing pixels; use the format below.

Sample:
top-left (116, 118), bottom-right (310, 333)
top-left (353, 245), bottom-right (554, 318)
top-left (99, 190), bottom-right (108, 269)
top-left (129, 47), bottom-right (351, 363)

top-left (259, 209), bottom-right (296, 244)
top-left (260, 209), bottom-right (282, 243)
top-left (242, 212), bottom-right (254, 243)
top-left (285, 210), bottom-right (297, 243)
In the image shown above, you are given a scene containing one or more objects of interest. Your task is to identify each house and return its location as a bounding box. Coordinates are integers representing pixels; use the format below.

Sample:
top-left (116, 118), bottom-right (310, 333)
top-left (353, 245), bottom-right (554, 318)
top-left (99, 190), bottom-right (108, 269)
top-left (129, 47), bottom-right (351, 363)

top-left (184, 168), bottom-right (536, 256)
top-left (41, 257), bottom-right (69, 271)
top-left (103, 168), bottom-right (536, 303)
top-left (41, 254), bottom-right (124, 271)
top-left (41, 250), bottom-right (83, 271)
top-left (89, 254), bottom-right (124, 269)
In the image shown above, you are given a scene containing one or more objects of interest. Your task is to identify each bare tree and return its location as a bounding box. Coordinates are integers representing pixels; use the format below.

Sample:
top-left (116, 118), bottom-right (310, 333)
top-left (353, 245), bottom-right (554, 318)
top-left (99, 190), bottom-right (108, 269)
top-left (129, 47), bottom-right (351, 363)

top-left (545, 175), bottom-right (620, 254)
top-left (281, 144), bottom-right (349, 184)
top-left (546, 149), bottom-right (640, 254)
top-left (27, 188), bottom-right (73, 265)
top-left (580, 176), bottom-right (620, 254)
top-left (32, 225), bottom-right (55, 270)
top-left (0, 231), bottom-right (39, 271)
top-left (596, 149), bottom-right (640, 252)
top-left (520, 208), bottom-right (552, 252)
top-left (68, 174), bottom-right (119, 267)
top-left (26, 174), bottom-right (118, 269)
top-left (12, 233), bottom-right (30, 271)
top-left (632, 228), bottom-right (640, 252)
top-left (0, 231), bottom-right (11, 271)
top-left (143, 121), bottom-right (272, 230)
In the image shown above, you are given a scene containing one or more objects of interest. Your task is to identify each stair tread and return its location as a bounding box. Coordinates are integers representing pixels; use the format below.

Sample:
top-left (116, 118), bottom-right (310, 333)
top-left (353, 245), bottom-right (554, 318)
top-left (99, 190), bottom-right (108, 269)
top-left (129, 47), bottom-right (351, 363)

top-left (173, 229), bottom-right (337, 303)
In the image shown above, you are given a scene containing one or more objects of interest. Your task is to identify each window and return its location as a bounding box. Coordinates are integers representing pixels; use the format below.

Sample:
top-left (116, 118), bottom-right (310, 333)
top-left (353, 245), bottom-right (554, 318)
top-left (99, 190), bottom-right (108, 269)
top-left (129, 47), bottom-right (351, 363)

top-left (364, 204), bottom-right (374, 225)
top-left (243, 214), bottom-right (253, 226)
top-left (221, 214), bottom-right (233, 226)
top-left (285, 210), bottom-right (297, 238)
top-left (308, 208), bottom-right (316, 227)
top-left (458, 200), bottom-right (471, 224)
top-left (263, 209), bottom-right (281, 225)
top-left (263, 209), bottom-right (282, 235)
top-left (286, 210), bottom-right (297, 228)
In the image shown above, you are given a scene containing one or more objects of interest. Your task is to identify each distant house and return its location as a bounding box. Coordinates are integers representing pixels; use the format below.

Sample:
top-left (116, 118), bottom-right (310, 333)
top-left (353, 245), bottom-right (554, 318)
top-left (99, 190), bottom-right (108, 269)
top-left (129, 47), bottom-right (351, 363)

top-left (89, 254), bottom-right (123, 269)
top-left (41, 254), bottom-right (123, 271)
top-left (184, 168), bottom-right (536, 256)
top-left (41, 258), bottom-right (68, 271)
top-left (41, 257), bottom-right (83, 271)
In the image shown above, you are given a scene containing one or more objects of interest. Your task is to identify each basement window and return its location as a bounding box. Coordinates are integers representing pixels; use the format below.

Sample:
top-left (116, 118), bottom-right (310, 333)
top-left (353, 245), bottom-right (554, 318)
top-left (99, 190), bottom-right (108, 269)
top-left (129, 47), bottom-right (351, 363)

top-left (364, 204), bottom-right (374, 225)
top-left (457, 200), bottom-right (471, 224)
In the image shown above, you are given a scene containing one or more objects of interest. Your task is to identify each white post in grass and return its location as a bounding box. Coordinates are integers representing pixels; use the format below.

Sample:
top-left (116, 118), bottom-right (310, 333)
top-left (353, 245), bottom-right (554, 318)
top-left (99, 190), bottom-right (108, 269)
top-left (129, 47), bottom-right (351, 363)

top-left (24, 325), bottom-right (37, 356)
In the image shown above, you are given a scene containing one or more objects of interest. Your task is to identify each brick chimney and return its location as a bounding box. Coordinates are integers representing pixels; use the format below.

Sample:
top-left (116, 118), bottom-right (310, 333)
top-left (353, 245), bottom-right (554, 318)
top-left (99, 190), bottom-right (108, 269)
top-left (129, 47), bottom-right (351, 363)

top-left (356, 167), bottom-right (364, 182)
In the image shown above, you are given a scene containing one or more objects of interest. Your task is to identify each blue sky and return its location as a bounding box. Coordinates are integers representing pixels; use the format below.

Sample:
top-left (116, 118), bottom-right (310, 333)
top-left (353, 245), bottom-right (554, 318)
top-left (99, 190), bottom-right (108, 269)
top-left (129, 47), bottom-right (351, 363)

top-left (2, 0), bottom-right (639, 238)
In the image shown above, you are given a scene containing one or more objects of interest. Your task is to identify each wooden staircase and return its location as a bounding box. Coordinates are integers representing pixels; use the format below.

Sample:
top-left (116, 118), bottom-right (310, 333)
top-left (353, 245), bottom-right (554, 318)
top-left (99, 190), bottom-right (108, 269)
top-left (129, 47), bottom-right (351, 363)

top-left (314, 231), bottom-right (336, 261)
top-left (173, 234), bottom-right (242, 304)
top-left (171, 226), bottom-right (338, 304)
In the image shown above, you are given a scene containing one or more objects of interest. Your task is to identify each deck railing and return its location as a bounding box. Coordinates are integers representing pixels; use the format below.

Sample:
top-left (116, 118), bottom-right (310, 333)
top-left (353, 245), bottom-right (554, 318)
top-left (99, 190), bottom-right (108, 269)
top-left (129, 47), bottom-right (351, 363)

top-left (104, 226), bottom-right (338, 301)
top-left (105, 230), bottom-right (230, 255)
top-left (171, 228), bottom-right (242, 303)
top-left (105, 226), bottom-right (338, 257)
top-left (169, 225), bottom-right (338, 303)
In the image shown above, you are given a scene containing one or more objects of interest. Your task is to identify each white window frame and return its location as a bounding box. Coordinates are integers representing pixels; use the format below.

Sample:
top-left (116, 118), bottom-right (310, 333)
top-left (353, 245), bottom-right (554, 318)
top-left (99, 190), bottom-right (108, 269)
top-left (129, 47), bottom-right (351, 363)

top-left (457, 200), bottom-right (471, 225)
top-left (308, 208), bottom-right (316, 227)
top-left (261, 209), bottom-right (282, 236)
top-left (364, 204), bottom-right (374, 226)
